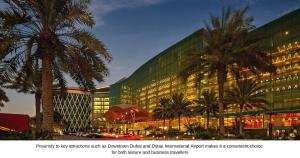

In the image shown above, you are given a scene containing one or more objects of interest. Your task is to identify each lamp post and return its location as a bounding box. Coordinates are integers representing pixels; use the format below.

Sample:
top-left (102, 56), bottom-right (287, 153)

top-left (130, 110), bottom-right (136, 123)
top-left (130, 110), bottom-right (136, 135)
top-left (130, 109), bottom-right (140, 135)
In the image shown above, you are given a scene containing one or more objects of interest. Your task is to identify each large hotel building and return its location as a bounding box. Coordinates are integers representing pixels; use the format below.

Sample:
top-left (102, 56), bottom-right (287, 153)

top-left (56, 9), bottom-right (300, 132)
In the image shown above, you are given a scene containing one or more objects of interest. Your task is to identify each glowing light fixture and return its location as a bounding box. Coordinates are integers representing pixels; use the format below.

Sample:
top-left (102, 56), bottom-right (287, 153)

top-left (285, 31), bottom-right (289, 35)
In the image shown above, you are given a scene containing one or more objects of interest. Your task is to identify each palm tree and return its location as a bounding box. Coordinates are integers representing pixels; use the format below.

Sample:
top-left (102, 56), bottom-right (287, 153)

top-left (4, 59), bottom-right (66, 132)
top-left (0, 88), bottom-right (9, 110)
top-left (165, 103), bottom-right (175, 129)
top-left (152, 97), bottom-right (170, 133)
top-left (225, 79), bottom-right (268, 134)
top-left (194, 91), bottom-right (218, 130)
top-left (181, 7), bottom-right (275, 137)
top-left (0, 0), bottom-right (111, 132)
top-left (38, 111), bottom-right (69, 131)
top-left (8, 68), bottom-right (43, 131)
top-left (0, 63), bottom-right (10, 110)
top-left (170, 93), bottom-right (192, 131)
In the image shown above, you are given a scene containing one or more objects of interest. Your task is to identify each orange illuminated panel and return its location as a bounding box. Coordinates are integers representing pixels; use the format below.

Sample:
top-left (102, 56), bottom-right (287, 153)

top-left (267, 112), bottom-right (300, 127)
top-left (224, 118), bottom-right (235, 127)
top-left (243, 115), bottom-right (263, 129)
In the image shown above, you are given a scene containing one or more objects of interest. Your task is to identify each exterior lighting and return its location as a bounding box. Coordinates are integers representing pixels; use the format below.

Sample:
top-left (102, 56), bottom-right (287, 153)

top-left (102, 11), bottom-right (300, 136)
top-left (285, 31), bottom-right (289, 35)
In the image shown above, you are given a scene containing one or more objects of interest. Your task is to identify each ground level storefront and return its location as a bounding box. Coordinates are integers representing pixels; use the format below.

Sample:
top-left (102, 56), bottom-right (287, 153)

top-left (105, 111), bottom-right (300, 137)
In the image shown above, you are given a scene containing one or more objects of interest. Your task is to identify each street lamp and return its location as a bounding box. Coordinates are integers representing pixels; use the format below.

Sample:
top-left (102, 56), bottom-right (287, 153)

top-left (130, 109), bottom-right (136, 123)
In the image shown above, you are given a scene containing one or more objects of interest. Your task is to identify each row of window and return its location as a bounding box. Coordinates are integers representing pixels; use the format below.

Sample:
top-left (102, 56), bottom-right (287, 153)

top-left (93, 102), bottom-right (109, 106)
top-left (93, 97), bottom-right (109, 102)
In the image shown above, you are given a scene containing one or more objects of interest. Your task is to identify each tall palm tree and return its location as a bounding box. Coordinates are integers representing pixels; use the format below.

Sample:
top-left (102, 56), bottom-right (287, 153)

top-left (7, 65), bottom-right (43, 131)
top-left (152, 97), bottom-right (170, 133)
top-left (4, 59), bottom-right (66, 132)
top-left (194, 91), bottom-right (218, 130)
top-left (0, 0), bottom-right (111, 132)
top-left (181, 7), bottom-right (275, 137)
top-left (165, 102), bottom-right (175, 129)
top-left (225, 79), bottom-right (268, 134)
top-left (38, 111), bottom-right (69, 131)
top-left (0, 63), bottom-right (10, 110)
top-left (170, 93), bottom-right (192, 131)
top-left (0, 88), bottom-right (9, 110)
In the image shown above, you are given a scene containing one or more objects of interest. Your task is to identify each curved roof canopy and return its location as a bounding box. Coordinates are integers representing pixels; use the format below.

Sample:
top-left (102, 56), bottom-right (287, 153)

top-left (104, 105), bottom-right (150, 122)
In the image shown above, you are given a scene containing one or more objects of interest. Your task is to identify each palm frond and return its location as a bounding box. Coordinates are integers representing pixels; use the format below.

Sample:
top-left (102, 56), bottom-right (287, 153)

top-left (0, 87), bottom-right (9, 108)
top-left (225, 79), bottom-right (269, 112)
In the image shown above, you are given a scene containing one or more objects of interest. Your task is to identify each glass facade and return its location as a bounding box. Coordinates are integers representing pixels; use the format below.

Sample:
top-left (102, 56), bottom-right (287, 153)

top-left (109, 9), bottom-right (300, 129)
top-left (91, 87), bottom-right (110, 129)
top-left (110, 30), bottom-right (205, 112)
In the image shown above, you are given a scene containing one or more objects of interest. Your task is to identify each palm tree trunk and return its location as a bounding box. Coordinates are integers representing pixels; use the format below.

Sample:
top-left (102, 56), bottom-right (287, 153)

top-left (206, 110), bottom-right (210, 131)
top-left (163, 118), bottom-right (166, 133)
top-left (217, 69), bottom-right (226, 138)
top-left (35, 91), bottom-right (42, 132)
top-left (235, 117), bottom-right (238, 134)
top-left (178, 114), bottom-right (181, 131)
top-left (239, 106), bottom-right (243, 134)
top-left (41, 55), bottom-right (54, 132)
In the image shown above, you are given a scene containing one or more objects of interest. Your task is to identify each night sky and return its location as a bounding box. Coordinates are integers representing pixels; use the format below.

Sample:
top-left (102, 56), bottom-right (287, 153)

top-left (1, 0), bottom-right (300, 116)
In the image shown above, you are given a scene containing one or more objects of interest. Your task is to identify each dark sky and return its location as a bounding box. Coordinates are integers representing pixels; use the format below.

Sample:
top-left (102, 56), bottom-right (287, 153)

top-left (1, 0), bottom-right (300, 116)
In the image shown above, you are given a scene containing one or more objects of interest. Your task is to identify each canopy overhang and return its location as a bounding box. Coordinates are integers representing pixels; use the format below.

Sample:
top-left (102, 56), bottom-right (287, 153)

top-left (104, 105), bottom-right (150, 122)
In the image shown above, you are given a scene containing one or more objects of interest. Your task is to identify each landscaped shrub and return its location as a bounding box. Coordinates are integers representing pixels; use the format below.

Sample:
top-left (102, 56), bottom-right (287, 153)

top-left (225, 127), bottom-right (238, 136)
top-left (235, 133), bottom-right (247, 139)
top-left (144, 125), bottom-right (157, 131)
top-left (183, 123), bottom-right (219, 140)
top-left (184, 123), bottom-right (205, 135)
top-left (35, 131), bottom-right (53, 140)
top-left (0, 130), bottom-right (33, 140)
top-left (196, 131), bottom-right (212, 140)
top-left (166, 128), bottom-right (182, 137)
top-left (243, 129), bottom-right (268, 139)
top-left (0, 131), bottom-right (13, 140)
top-left (0, 129), bottom-right (52, 140)
top-left (262, 135), bottom-right (273, 140)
